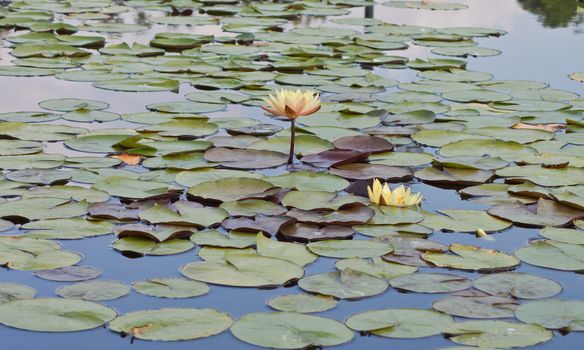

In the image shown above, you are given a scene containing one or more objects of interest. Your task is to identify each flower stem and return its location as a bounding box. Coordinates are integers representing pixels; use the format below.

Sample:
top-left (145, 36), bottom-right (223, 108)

top-left (288, 119), bottom-right (295, 165)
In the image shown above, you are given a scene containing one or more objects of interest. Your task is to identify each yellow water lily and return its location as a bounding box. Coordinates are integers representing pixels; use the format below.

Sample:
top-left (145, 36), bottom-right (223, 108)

top-left (367, 179), bottom-right (423, 207)
top-left (261, 89), bottom-right (321, 165)
top-left (262, 89), bottom-right (321, 120)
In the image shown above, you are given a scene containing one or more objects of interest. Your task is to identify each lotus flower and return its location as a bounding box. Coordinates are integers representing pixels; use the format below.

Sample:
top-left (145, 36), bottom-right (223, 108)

top-left (367, 179), bottom-right (422, 207)
top-left (262, 89), bottom-right (321, 120)
top-left (262, 89), bottom-right (321, 165)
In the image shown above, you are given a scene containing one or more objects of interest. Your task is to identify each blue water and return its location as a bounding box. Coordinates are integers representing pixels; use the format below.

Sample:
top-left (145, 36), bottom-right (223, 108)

top-left (1, 0), bottom-right (584, 349)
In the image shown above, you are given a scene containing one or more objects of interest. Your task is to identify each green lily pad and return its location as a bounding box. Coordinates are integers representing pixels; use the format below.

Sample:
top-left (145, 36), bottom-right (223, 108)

top-left (112, 237), bottom-right (194, 256)
top-left (346, 308), bottom-right (454, 338)
top-left (39, 98), bottom-right (108, 112)
top-left (0, 283), bottom-right (36, 303)
top-left (515, 300), bottom-right (584, 331)
top-left (188, 177), bottom-right (274, 203)
top-left (176, 168), bottom-right (262, 187)
top-left (94, 78), bottom-right (179, 92)
top-left (180, 251), bottom-right (304, 287)
top-left (473, 272), bottom-right (562, 299)
top-left (433, 296), bottom-right (518, 319)
top-left (93, 176), bottom-right (169, 199)
top-left (422, 210), bottom-right (512, 233)
top-left (204, 148), bottom-right (287, 169)
top-left (307, 239), bottom-right (393, 258)
top-left (265, 172), bottom-right (349, 192)
top-left (257, 233), bottom-right (317, 267)
top-left (514, 239), bottom-right (584, 271)
top-left (109, 308), bottom-right (232, 341)
top-left (539, 227), bottom-right (584, 244)
top-left (335, 257), bottom-right (418, 279)
top-left (231, 312), bottom-right (354, 349)
top-left (22, 218), bottom-right (112, 240)
top-left (422, 244), bottom-right (520, 272)
top-left (298, 268), bottom-right (388, 300)
top-left (56, 280), bottom-right (130, 301)
top-left (267, 294), bottom-right (338, 313)
top-left (390, 273), bottom-right (472, 293)
top-left (444, 320), bottom-right (552, 348)
top-left (0, 298), bottom-right (116, 332)
top-left (133, 278), bottom-right (210, 299)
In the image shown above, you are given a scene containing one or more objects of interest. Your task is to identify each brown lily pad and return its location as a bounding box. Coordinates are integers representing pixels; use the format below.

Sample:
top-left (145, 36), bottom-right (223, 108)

top-left (333, 135), bottom-right (394, 154)
top-left (279, 223), bottom-right (356, 243)
top-left (415, 167), bottom-right (495, 187)
top-left (87, 203), bottom-right (140, 221)
top-left (300, 149), bottom-right (368, 168)
top-left (114, 224), bottom-right (194, 242)
top-left (488, 198), bottom-right (584, 227)
top-left (222, 216), bottom-right (295, 235)
top-left (34, 266), bottom-right (101, 282)
top-left (330, 163), bottom-right (413, 181)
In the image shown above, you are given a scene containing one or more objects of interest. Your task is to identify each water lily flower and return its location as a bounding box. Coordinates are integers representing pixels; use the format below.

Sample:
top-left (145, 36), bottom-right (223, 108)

top-left (262, 89), bottom-right (321, 120)
top-left (262, 89), bottom-right (321, 165)
top-left (367, 179), bottom-right (422, 207)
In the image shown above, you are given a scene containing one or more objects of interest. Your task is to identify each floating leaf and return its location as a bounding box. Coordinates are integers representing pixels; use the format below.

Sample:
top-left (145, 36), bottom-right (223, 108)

top-left (307, 239), bottom-right (392, 258)
top-left (433, 296), bottom-right (518, 319)
top-left (0, 298), bottom-right (116, 332)
top-left (515, 300), bottom-right (584, 331)
top-left (473, 272), bottom-right (562, 299)
top-left (514, 239), bottom-right (584, 271)
top-left (390, 273), bottom-right (472, 293)
top-left (267, 294), bottom-right (338, 313)
top-left (346, 308), bottom-right (454, 338)
top-left (34, 266), bottom-right (101, 282)
top-left (422, 244), bottom-right (520, 272)
top-left (299, 268), bottom-right (388, 300)
top-left (444, 320), bottom-right (552, 348)
top-left (231, 312), bottom-right (354, 349)
top-left (133, 278), bottom-right (210, 299)
top-left (180, 251), bottom-right (304, 287)
top-left (56, 280), bottom-right (130, 301)
top-left (0, 283), bottom-right (36, 303)
top-left (109, 308), bottom-right (232, 341)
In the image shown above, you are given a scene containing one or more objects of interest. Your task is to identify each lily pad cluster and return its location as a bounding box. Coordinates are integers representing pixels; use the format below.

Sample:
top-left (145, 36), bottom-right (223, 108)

top-left (0, 0), bottom-right (584, 349)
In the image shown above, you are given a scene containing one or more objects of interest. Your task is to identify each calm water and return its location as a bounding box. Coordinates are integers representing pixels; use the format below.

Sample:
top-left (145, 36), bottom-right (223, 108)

top-left (1, 0), bottom-right (584, 349)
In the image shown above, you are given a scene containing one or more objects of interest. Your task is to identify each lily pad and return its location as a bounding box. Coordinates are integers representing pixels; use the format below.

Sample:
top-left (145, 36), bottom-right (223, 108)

top-left (34, 266), bottom-right (101, 282)
top-left (307, 239), bottom-right (393, 258)
top-left (267, 294), bottom-right (338, 313)
top-left (0, 283), bottom-right (36, 303)
top-left (422, 244), bottom-right (520, 272)
top-left (231, 312), bottom-right (354, 349)
top-left (515, 300), bottom-right (584, 331)
top-left (433, 296), bottom-right (518, 319)
top-left (298, 268), bottom-right (388, 300)
top-left (109, 308), bottom-right (233, 341)
top-left (444, 320), bottom-right (553, 348)
top-left (56, 280), bottom-right (130, 301)
top-left (346, 308), bottom-right (454, 338)
top-left (514, 239), bottom-right (584, 271)
top-left (180, 251), bottom-right (304, 287)
top-left (390, 273), bottom-right (472, 293)
top-left (133, 278), bottom-right (210, 299)
top-left (0, 298), bottom-right (116, 332)
top-left (473, 272), bottom-right (562, 299)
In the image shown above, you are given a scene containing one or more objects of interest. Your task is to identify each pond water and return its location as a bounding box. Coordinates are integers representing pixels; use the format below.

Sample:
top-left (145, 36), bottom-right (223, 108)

top-left (1, 0), bottom-right (584, 349)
